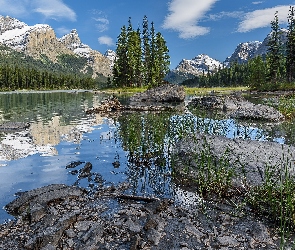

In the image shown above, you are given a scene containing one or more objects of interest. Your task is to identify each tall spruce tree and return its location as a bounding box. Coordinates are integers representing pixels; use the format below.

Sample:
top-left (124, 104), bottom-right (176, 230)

top-left (286, 6), bottom-right (295, 82)
top-left (142, 15), bottom-right (151, 85)
top-left (267, 11), bottom-right (283, 84)
top-left (113, 25), bottom-right (129, 87)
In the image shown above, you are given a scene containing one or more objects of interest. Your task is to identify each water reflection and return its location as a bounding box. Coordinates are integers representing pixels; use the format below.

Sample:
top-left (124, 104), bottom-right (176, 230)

top-left (0, 91), bottom-right (291, 223)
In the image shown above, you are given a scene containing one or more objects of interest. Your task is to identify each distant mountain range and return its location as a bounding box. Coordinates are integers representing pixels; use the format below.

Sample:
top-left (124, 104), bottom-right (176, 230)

top-left (0, 15), bottom-right (288, 85)
top-left (166, 29), bottom-right (288, 84)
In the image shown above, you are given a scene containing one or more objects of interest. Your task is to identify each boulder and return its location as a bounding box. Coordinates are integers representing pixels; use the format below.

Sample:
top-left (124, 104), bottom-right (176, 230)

top-left (130, 83), bottom-right (185, 103)
top-left (188, 95), bottom-right (285, 122)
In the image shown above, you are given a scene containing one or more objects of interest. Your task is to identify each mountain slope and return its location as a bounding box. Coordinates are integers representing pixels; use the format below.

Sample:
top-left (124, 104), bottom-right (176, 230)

top-left (0, 15), bottom-right (112, 78)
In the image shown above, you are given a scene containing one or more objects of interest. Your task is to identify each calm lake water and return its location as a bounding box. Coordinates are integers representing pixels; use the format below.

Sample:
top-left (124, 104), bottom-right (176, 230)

top-left (0, 90), bottom-right (292, 223)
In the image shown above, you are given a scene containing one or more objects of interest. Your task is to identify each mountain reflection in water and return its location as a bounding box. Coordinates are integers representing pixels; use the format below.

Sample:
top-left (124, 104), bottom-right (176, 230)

top-left (0, 91), bottom-right (289, 223)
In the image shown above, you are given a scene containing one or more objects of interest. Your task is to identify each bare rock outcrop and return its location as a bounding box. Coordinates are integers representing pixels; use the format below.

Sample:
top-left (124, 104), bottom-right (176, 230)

top-left (189, 95), bottom-right (285, 122)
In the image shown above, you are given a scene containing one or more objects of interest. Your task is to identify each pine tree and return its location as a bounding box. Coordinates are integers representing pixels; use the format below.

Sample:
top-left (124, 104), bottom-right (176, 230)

top-left (286, 6), bottom-right (295, 82)
top-left (267, 11), bottom-right (283, 84)
top-left (126, 18), bottom-right (142, 87)
top-left (155, 32), bottom-right (170, 84)
top-left (142, 15), bottom-right (151, 85)
top-left (113, 25), bottom-right (129, 87)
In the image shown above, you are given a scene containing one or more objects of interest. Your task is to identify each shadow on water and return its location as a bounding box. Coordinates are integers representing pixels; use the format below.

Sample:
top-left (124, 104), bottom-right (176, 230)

top-left (0, 91), bottom-right (292, 223)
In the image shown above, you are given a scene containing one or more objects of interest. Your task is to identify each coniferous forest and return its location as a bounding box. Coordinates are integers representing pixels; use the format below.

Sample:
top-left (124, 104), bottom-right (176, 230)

top-left (112, 16), bottom-right (170, 88)
top-left (0, 45), bottom-right (108, 91)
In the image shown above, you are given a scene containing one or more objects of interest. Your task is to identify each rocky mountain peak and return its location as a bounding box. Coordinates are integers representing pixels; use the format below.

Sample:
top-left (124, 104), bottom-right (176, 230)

top-left (104, 49), bottom-right (117, 69)
top-left (225, 41), bottom-right (262, 65)
top-left (175, 54), bottom-right (222, 76)
top-left (59, 29), bottom-right (82, 50)
top-left (0, 15), bottom-right (27, 35)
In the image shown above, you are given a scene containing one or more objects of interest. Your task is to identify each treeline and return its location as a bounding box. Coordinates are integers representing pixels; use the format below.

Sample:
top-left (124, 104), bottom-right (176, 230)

top-left (182, 7), bottom-right (295, 91)
top-left (112, 16), bottom-right (170, 88)
top-left (0, 45), bottom-right (108, 91)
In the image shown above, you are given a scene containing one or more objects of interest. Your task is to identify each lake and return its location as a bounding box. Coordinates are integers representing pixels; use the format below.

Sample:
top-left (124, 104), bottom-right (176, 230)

top-left (0, 90), bottom-right (292, 223)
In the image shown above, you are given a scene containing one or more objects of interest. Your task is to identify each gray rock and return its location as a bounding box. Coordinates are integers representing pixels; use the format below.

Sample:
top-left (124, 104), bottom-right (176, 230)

top-left (173, 133), bottom-right (295, 186)
top-left (130, 83), bottom-right (186, 103)
top-left (188, 95), bottom-right (285, 122)
top-left (5, 184), bottom-right (84, 217)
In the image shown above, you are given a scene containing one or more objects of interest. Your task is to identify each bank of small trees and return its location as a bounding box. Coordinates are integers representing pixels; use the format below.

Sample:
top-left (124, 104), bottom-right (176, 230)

top-left (112, 16), bottom-right (170, 88)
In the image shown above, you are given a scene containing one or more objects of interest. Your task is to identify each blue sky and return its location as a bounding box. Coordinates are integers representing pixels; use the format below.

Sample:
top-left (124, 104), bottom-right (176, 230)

top-left (0, 0), bottom-right (293, 68)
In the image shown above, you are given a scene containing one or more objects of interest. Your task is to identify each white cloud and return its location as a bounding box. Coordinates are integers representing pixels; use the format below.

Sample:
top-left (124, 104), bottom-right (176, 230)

top-left (209, 11), bottom-right (244, 21)
top-left (0, 0), bottom-right (76, 21)
top-left (93, 17), bottom-right (109, 32)
top-left (252, 1), bottom-right (263, 5)
top-left (0, 0), bottom-right (28, 16)
top-left (162, 0), bottom-right (218, 39)
top-left (238, 5), bottom-right (291, 32)
top-left (32, 0), bottom-right (76, 21)
top-left (98, 36), bottom-right (114, 46)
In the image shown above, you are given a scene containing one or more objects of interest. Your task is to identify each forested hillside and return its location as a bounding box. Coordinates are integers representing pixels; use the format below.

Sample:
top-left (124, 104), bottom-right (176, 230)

top-left (0, 45), bottom-right (108, 91)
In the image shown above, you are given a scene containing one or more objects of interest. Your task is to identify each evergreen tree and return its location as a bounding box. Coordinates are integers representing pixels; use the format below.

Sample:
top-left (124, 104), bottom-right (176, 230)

top-left (286, 6), bottom-right (295, 82)
top-left (153, 32), bottom-right (170, 86)
top-left (113, 25), bottom-right (129, 87)
top-left (126, 18), bottom-right (142, 87)
top-left (142, 15), bottom-right (151, 85)
top-left (267, 11), bottom-right (283, 84)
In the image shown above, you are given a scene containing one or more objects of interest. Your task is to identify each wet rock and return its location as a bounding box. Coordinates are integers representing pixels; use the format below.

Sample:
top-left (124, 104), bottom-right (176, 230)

top-left (78, 162), bottom-right (93, 179)
top-left (5, 184), bottom-right (84, 217)
top-left (0, 183), bottom-right (288, 249)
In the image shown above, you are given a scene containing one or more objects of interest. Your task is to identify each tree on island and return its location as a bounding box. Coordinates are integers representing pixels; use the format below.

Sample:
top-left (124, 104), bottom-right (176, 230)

top-left (112, 16), bottom-right (170, 88)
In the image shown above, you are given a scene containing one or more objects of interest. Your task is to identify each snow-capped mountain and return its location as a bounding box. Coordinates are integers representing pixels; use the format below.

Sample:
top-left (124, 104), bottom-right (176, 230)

top-left (0, 15), bottom-right (112, 77)
top-left (175, 54), bottom-right (222, 76)
top-left (225, 41), bottom-right (262, 65)
top-left (104, 49), bottom-right (117, 70)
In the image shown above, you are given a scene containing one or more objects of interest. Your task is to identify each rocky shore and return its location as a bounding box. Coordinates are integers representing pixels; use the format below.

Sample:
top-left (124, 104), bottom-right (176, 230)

top-left (0, 183), bottom-right (284, 249)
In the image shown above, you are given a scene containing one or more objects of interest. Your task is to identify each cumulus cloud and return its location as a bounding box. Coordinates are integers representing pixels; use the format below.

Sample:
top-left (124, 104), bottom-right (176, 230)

top-left (98, 36), bottom-right (114, 46)
top-left (32, 0), bottom-right (76, 21)
top-left (0, 0), bottom-right (76, 21)
top-left (162, 0), bottom-right (218, 39)
top-left (252, 1), bottom-right (263, 4)
top-left (238, 5), bottom-right (291, 32)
